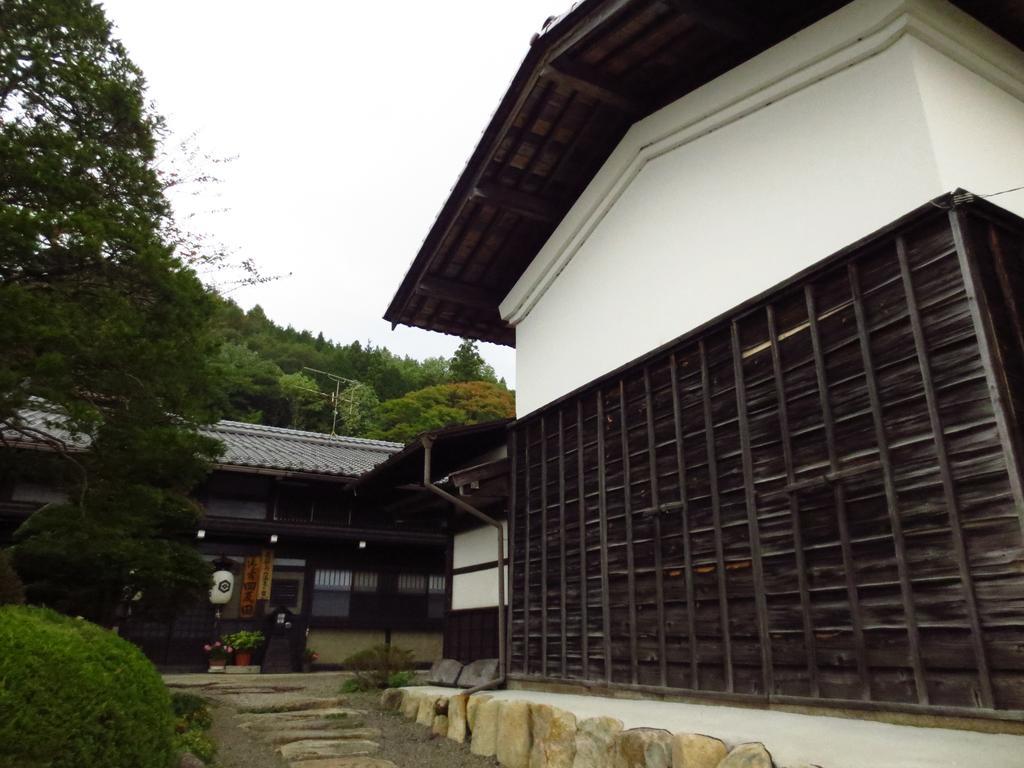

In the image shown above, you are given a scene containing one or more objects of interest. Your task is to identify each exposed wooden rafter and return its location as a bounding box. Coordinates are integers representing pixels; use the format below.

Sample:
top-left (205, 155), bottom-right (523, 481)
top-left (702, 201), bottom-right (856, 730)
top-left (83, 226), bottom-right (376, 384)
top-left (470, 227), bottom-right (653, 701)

top-left (664, 0), bottom-right (758, 40)
top-left (543, 60), bottom-right (642, 114)
top-left (413, 276), bottom-right (501, 311)
top-left (470, 182), bottom-right (557, 222)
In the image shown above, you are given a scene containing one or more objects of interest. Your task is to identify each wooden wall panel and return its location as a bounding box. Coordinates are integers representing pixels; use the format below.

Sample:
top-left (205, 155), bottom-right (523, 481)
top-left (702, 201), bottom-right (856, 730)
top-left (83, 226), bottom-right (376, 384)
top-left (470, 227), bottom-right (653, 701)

top-left (509, 204), bottom-right (1024, 718)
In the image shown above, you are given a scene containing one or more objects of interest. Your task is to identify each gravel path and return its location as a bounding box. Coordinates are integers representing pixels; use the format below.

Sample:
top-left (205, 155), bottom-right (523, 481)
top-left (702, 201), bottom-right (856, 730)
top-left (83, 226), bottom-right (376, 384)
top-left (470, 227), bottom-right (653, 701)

top-left (165, 674), bottom-right (495, 768)
top-left (347, 691), bottom-right (497, 768)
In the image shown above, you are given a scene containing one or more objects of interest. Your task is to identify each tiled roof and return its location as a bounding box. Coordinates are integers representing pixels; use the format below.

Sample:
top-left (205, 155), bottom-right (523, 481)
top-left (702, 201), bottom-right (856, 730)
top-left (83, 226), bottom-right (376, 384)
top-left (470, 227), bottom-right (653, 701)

top-left (3, 404), bottom-right (402, 479)
top-left (201, 421), bottom-right (401, 478)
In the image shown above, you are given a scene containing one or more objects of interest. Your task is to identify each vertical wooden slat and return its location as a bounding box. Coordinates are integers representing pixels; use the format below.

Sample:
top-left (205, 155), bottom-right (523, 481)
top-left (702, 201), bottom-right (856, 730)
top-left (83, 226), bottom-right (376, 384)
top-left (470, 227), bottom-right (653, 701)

top-left (700, 339), bottom-right (733, 692)
top-left (730, 320), bottom-right (774, 696)
top-left (897, 235), bottom-right (994, 708)
top-left (766, 305), bottom-right (819, 697)
top-left (523, 425), bottom-right (531, 675)
top-left (558, 409), bottom-right (568, 678)
top-left (597, 390), bottom-right (613, 682)
top-left (950, 209), bottom-right (1024, 531)
top-left (849, 260), bottom-right (928, 705)
top-left (577, 400), bottom-right (590, 680)
top-left (643, 366), bottom-right (668, 687)
top-left (540, 415), bottom-right (549, 678)
top-left (805, 283), bottom-right (870, 699)
top-left (670, 352), bottom-right (699, 689)
top-left (508, 428), bottom-right (517, 676)
top-left (619, 380), bottom-right (639, 685)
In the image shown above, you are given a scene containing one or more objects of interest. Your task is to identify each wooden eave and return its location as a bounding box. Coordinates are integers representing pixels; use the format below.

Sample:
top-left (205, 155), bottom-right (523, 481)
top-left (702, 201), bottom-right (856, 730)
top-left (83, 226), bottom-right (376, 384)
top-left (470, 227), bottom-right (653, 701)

top-left (385, 0), bottom-right (1024, 346)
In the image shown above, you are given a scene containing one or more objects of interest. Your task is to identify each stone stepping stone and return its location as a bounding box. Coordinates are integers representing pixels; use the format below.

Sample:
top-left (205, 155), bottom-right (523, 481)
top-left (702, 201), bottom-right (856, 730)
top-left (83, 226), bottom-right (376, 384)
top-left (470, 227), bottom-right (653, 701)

top-left (241, 707), bottom-right (363, 721)
top-left (278, 739), bottom-right (380, 761)
top-left (261, 728), bottom-right (381, 745)
top-left (239, 697), bottom-right (349, 713)
top-left (240, 717), bottom-right (366, 733)
top-left (289, 759), bottom-right (396, 768)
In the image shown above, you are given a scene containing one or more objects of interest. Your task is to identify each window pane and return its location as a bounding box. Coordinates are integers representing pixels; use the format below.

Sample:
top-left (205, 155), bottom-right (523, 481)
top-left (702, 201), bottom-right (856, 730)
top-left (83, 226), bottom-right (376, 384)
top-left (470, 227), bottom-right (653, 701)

top-left (428, 575), bottom-right (446, 594)
top-left (314, 569), bottom-right (351, 590)
top-left (397, 574), bottom-right (426, 594)
top-left (311, 590), bottom-right (350, 617)
top-left (205, 497), bottom-right (266, 520)
top-left (353, 572), bottom-right (378, 592)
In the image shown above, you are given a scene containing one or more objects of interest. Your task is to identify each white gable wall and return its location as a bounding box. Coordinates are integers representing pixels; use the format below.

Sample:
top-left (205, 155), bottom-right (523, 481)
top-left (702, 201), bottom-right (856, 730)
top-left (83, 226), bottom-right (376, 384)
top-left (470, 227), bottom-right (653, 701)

top-left (451, 522), bottom-right (508, 611)
top-left (502, 0), bottom-right (1024, 417)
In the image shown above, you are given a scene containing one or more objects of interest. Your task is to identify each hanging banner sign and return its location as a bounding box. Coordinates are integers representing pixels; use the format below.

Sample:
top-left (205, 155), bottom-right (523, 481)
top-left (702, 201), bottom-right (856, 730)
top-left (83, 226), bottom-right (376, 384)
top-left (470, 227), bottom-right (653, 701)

top-left (257, 549), bottom-right (274, 601)
top-left (239, 555), bottom-right (262, 619)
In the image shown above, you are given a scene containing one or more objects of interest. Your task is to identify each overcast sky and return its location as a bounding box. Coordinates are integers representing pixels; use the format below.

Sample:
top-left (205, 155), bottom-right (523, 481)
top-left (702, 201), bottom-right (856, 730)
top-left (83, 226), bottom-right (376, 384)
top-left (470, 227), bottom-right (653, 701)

top-left (99, 1), bottom-right (563, 387)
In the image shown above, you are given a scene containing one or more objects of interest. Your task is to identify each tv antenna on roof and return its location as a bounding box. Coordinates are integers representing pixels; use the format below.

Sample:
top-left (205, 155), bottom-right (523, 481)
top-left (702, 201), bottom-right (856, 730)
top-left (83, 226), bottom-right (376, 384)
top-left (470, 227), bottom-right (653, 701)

top-left (300, 367), bottom-right (370, 436)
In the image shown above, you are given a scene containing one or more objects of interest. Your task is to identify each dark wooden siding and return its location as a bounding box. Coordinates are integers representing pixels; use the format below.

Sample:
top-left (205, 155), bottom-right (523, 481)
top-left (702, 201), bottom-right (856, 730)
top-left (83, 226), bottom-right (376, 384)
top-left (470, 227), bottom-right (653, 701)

top-left (509, 202), bottom-right (1024, 718)
top-left (445, 607), bottom-right (501, 664)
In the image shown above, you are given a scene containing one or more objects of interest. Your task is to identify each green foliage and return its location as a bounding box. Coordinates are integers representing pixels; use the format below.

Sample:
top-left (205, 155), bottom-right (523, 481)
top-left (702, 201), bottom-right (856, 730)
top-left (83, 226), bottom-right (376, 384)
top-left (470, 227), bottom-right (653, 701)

top-left (449, 339), bottom-right (496, 383)
top-left (170, 691), bottom-right (215, 763)
top-left (173, 728), bottom-right (217, 764)
top-left (1, 0), bottom-right (221, 625)
top-left (209, 299), bottom-right (510, 437)
top-left (223, 629), bottom-right (264, 650)
top-left (0, 605), bottom-right (175, 768)
top-left (387, 670), bottom-right (417, 688)
top-left (369, 381), bottom-right (516, 443)
top-left (171, 692), bottom-right (213, 731)
top-left (342, 643), bottom-right (415, 690)
top-left (0, 550), bottom-right (24, 605)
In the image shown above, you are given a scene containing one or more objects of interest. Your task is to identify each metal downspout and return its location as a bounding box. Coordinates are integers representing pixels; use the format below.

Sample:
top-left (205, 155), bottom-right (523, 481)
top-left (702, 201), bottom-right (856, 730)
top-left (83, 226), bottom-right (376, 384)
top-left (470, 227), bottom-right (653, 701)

top-left (422, 435), bottom-right (506, 695)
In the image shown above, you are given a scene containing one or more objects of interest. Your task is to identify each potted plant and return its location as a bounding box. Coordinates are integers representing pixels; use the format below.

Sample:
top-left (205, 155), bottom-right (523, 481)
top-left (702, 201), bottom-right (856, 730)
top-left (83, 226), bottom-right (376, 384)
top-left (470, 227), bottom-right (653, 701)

top-left (204, 640), bottom-right (233, 669)
top-left (302, 647), bottom-right (319, 673)
top-left (224, 630), bottom-right (264, 666)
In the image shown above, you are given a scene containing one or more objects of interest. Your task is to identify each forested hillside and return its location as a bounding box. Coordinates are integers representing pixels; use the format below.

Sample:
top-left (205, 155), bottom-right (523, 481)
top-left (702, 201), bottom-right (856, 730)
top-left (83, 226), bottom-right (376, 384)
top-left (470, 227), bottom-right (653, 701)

top-left (209, 297), bottom-right (514, 440)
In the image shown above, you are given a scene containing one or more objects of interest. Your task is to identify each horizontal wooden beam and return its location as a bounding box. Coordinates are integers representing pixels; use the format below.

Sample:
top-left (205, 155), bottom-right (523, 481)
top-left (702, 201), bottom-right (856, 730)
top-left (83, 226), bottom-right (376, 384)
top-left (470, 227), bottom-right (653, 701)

top-left (543, 60), bottom-right (642, 114)
top-left (414, 276), bottom-right (500, 311)
top-left (471, 181), bottom-right (557, 222)
top-left (665, 0), bottom-right (757, 40)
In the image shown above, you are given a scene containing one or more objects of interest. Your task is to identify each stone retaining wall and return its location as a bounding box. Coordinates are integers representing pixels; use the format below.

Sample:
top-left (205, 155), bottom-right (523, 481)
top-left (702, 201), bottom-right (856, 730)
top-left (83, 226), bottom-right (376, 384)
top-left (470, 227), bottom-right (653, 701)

top-left (381, 688), bottom-right (820, 768)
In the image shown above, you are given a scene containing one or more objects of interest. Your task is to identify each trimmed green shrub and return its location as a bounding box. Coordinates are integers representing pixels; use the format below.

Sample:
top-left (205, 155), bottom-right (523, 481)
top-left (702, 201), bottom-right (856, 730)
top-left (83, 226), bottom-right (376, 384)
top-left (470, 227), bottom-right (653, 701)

top-left (0, 550), bottom-right (24, 605)
top-left (0, 605), bottom-right (175, 768)
top-left (387, 669), bottom-right (417, 688)
top-left (342, 643), bottom-right (415, 690)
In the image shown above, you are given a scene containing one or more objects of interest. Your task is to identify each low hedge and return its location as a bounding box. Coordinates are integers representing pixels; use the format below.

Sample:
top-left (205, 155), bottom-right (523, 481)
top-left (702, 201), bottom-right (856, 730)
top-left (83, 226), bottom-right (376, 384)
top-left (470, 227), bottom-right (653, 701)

top-left (0, 605), bottom-right (175, 768)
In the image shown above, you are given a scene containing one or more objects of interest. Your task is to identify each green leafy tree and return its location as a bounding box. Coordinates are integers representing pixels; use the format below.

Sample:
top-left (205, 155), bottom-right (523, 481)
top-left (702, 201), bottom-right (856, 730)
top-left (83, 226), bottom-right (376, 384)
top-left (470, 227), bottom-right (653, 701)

top-left (1, 0), bottom-right (219, 624)
top-left (448, 339), bottom-right (497, 383)
top-left (369, 381), bottom-right (515, 443)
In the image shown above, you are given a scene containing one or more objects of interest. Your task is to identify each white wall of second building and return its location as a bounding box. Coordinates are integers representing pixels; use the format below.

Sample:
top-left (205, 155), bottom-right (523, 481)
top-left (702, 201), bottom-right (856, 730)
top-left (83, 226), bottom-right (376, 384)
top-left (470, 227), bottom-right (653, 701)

top-left (451, 522), bottom-right (509, 611)
top-left (502, 0), bottom-right (1024, 416)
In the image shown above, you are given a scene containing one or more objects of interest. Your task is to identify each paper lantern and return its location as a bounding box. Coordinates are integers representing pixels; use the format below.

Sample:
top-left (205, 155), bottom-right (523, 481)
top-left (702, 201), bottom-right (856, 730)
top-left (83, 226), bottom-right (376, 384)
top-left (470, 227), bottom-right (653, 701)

top-left (210, 569), bottom-right (235, 605)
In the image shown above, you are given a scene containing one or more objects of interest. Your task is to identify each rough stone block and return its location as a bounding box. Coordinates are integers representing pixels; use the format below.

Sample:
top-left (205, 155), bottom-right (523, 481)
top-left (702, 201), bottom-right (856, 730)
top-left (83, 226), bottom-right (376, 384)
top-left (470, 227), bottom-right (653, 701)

top-left (670, 733), bottom-right (727, 768)
top-left (530, 704), bottom-right (577, 768)
top-left (573, 716), bottom-right (624, 768)
top-left (457, 658), bottom-right (499, 688)
top-left (428, 658), bottom-right (464, 686)
top-left (447, 694), bottom-right (469, 743)
top-left (470, 698), bottom-right (502, 757)
top-left (416, 695), bottom-right (440, 726)
top-left (433, 714), bottom-right (450, 737)
top-left (496, 700), bottom-right (533, 768)
top-left (401, 691), bottom-right (422, 720)
top-left (379, 688), bottom-right (404, 711)
top-left (614, 728), bottom-right (673, 768)
top-left (467, 693), bottom-right (492, 731)
top-left (290, 760), bottom-right (396, 768)
top-left (718, 743), bottom-right (774, 768)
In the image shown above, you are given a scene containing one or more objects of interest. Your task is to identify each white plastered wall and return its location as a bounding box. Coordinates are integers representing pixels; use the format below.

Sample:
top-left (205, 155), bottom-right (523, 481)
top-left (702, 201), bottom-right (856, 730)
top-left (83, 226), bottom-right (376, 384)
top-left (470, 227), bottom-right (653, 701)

top-left (502, 0), bottom-right (1024, 416)
top-left (451, 522), bottom-right (509, 611)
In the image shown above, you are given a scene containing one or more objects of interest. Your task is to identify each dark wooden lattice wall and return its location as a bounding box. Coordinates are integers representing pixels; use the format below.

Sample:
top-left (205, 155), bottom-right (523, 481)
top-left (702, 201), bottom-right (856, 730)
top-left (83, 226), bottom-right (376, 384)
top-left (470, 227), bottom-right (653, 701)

top-left (508, 202), bottom-right (1024, 718)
